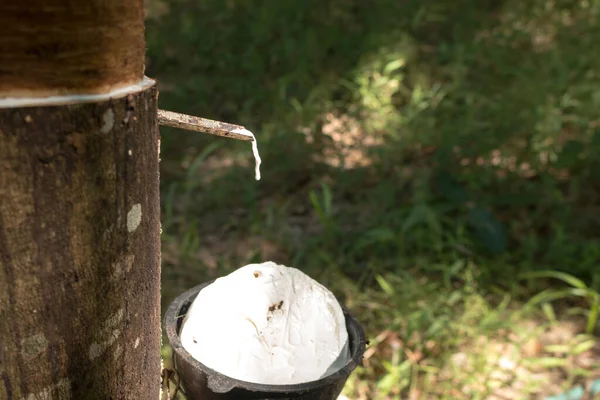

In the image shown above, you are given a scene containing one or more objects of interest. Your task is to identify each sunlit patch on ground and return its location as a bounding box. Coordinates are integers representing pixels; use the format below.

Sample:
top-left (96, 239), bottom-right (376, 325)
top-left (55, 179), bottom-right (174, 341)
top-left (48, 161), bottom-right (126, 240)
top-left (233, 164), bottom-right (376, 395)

top-left (301, 112), bottom-right (383, 169)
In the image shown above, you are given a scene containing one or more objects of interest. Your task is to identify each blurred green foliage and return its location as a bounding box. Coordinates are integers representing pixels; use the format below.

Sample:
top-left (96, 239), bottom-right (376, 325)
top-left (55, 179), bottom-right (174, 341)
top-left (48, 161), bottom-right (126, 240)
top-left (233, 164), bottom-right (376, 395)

top-left (149, 0), bottom-right (600, 398)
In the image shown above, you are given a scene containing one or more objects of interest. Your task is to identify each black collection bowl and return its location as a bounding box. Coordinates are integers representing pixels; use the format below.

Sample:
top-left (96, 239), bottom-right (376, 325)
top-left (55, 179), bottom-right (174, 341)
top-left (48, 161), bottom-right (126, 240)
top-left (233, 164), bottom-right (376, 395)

top-left (164, 280), bottom-right (367, 399)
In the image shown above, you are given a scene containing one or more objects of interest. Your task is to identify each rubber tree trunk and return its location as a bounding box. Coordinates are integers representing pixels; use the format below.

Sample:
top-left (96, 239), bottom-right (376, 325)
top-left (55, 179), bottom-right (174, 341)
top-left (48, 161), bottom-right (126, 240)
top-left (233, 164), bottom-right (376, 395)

top-left (0, 1), bottom-right (161, 399)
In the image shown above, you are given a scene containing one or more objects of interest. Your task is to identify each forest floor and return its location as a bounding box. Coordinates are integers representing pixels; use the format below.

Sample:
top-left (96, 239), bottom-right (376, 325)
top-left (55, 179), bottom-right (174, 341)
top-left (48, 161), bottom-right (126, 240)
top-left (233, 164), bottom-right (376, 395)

top-left (149, 0), bottom-right (600, 398)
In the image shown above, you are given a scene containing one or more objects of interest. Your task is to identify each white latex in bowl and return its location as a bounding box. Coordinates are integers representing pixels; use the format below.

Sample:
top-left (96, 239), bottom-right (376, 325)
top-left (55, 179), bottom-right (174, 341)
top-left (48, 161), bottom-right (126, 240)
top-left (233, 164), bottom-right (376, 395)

top-left (180, 261), bottom-right (350, 384)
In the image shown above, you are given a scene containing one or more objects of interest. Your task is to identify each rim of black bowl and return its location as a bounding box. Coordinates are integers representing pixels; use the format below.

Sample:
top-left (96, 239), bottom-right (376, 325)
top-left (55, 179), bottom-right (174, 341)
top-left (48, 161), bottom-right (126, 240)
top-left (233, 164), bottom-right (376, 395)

top-left (164, 280), bottom-right (367, 394)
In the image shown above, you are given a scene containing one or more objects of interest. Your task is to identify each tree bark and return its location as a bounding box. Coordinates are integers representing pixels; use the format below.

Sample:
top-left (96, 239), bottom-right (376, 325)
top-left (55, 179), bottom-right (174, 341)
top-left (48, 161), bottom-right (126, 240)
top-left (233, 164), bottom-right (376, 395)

top-left (0, 0), bottom-right (145, 97)
top-left (0, 1), bottom-right (161, 399)
top-left (0, 81), bottom-right (161, 400)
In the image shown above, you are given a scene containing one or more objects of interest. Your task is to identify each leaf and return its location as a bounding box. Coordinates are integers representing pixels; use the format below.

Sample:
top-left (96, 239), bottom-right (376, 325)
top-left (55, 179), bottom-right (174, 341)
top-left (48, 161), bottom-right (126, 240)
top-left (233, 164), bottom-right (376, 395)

top-left (544, 344), bottom-right (570, 354)
top-left (436, 172), bottom-right (469, 204)
top-left (320, 182), bottom-right (333, 216)
top-left (571, 338), bottom-right (597, 355)
top-left (402, 204), bottom-right (441, 235)
top-left (446, 291), bottom-right (462, 306)
top-left (356, 227), bottom-right (396, 250)
top-left (309, 191), bottom-right (325, 222)
top-left (377, 371), bottom-right (396, 393)
top-left (520, 271), bottom-right (588, 290)
top-left (423, 206), bottom-right (442, 234)
top-left (187, 141), bottom-right (222, 182)
top-left (162, 183), bottom-right (179, 225)
top-left (591, 128), bottom-right (600, 152)
top-left (467, 206), bottom-right (506, 253)
top-left (555, 140), bottom-right (584, 168)
top-left (586, 299), bottom-right (599, 334)
top-left (525, 357), bottom-right (567, 368)
top-left (401, 205), bottom-right (425, 234)
top-left (376, 275), bottom-right (395, 296)
top-left (384, 58), bottom-right (406, 75)
top-left (524, 288), bottom-right (587, 309)
top-left (541, 302), bottom-right (557, 324)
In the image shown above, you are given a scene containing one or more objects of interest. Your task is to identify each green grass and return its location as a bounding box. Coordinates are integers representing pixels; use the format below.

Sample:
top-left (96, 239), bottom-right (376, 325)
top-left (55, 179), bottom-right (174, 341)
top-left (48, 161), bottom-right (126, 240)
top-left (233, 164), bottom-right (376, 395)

top-left (149, 0), bottom-right (600, 398)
